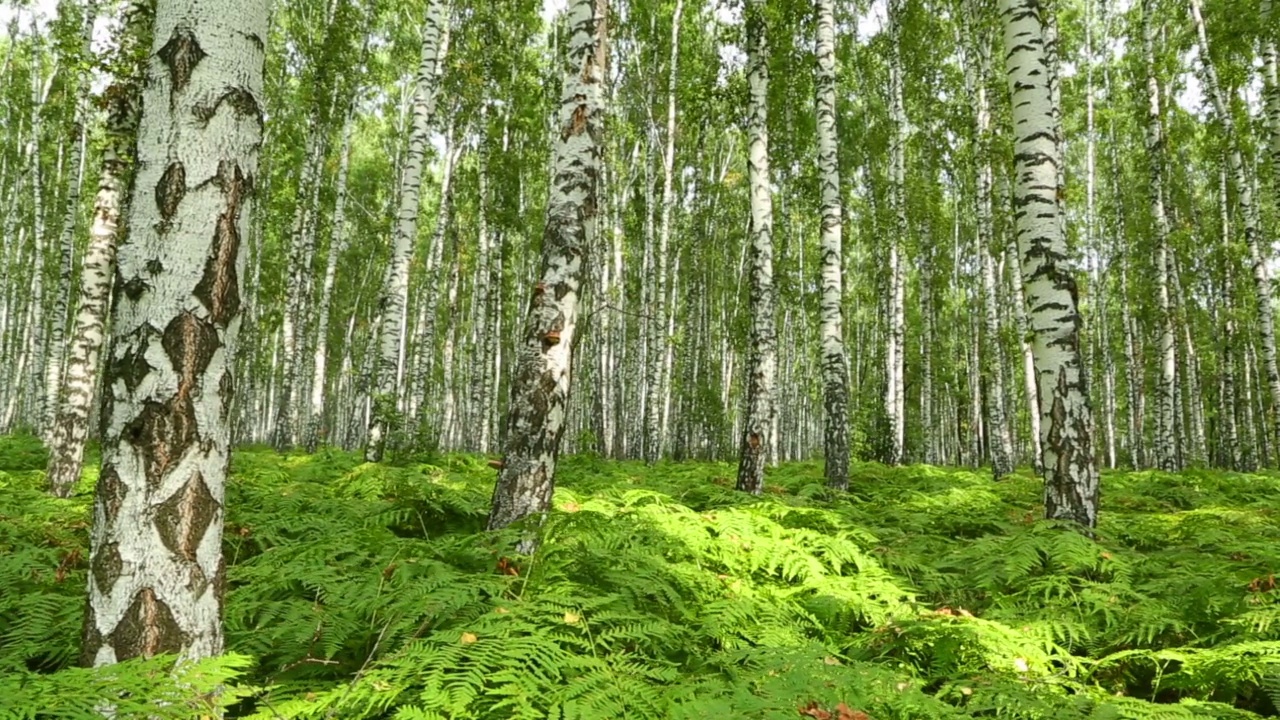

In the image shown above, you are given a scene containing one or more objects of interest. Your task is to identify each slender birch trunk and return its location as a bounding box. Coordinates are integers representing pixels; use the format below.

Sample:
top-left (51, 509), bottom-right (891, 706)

top-left (44, 0), bottom-right (99, 442)
top-left (365, 0), bottom-right (450, 462)
top-left (966, 0), bottom-right (1014, 478)
top-left (486, 0), bottom-right (605, 530)
top-left (1263, 0), bottom-right (1279, 200)
top-left (999, 0), bottom-right (1098, 527)
top-left (884, 0), bottom-right (908, 466)
top-left (1191, 0), bottom-right (1280, 451)
top-left (306, 107), bottom-right (355, 451)
top-left (47, 0), bottom-right (150, 497)
top-left (815, 0), bottom-right (850, 488)
top-left (1142, 0), bottom-right (1179, 470)
top-left (736, 0), bottom-right (777, 494)
top-left (82, 0), bottom-right (266, 666)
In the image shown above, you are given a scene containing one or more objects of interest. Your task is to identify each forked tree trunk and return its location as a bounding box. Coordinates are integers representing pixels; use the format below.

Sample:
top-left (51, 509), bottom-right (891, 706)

top-left (999, 0), bottom-right (1098, 527)
top-left (47, 0), bottom-right (149, 497)
top-left (82, 0), bottom-right (267, 666)
top-left (365, 0), bottom-right (451, 462)
top-left (735, 0), bottom-right (777, 495)
top-left (486, 0), bottom-right (605, 530)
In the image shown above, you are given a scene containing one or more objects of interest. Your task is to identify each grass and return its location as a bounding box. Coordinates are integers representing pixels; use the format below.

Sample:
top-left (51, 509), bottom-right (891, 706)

top-left (2, 432), bottom-right (1279, 718)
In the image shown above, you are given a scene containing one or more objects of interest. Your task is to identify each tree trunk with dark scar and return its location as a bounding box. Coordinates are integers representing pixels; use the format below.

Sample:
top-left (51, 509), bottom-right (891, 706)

top-left (81, 0), bottom-right (267, 667)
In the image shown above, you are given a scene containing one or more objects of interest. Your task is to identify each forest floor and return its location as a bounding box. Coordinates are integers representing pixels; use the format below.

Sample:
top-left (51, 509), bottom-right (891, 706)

top-left (2, 434), bottom-right (1280, 719)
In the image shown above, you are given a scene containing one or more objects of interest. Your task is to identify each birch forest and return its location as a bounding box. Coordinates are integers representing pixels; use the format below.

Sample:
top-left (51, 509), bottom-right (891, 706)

top-left (2, 0), bottom-right (1280, 716)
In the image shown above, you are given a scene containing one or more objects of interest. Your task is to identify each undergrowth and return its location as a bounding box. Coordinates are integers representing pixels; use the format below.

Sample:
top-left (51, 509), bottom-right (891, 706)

top-left (3, 433), bottom-right (1280, 718)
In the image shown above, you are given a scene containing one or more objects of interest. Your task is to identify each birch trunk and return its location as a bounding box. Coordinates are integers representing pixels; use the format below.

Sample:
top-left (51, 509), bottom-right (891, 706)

top-left (884, 0), bottom-right (908, 466)
top-left (44, 0), bottom-right (99, 442)
top-left (815, 0), bottom-right (850, 488)
top-left (999, 0), bottom-right (1098, 527)
top-left (486, 0), bottom-right (605, 530)
top-left (82, 0), bottom-right (266, 666)
top-left (365, 0), bottom-right (450, 462)
top-left (736, 1), bottom-right (777, 494)
top-left (966, 0), bottom-right (1014, 478)
top-left (47, 0), bottom-right (149, 497)
top-left (1264, 0), bottom-right (1279, 200)
top-left (1190, 0), bottom-right (1280, 449)
top-left (306, 108), bottom-right (355, 451)
top-left (1142, 0), bottom-right (1179, 471)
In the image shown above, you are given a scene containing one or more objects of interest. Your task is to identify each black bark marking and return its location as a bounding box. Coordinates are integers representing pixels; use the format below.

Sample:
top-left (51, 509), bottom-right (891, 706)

top-left (157, 27), bottom-right (205, 95)
top-left (79, 601), bottom-right (101, 667)
top-left (91, 541), bottom-right (123, 595)
top-left (121, 276), bottom-right (149, 302)
top-left (123, 400), bottom-right (196, 491)
top-left (154, 471), bottom-right (217, 563)
top-left (193, 88), bottom-right (263, 127)
top-left (97, 465), bottom-right (128, 521)
top-left (218, 371), bottom-right (234, 421)
top-left (145, 258), bottom-right (164, 275)
top-left (162, 311), bottom-right (220, 384)
top-left (193, 162), bottom-right (246, 325)
top-left (155, 162), bottom-right (186, 229)
top-left (110, 336), bottom-right (155, 394)
top-left (108, 587), bottom-right (185, 660)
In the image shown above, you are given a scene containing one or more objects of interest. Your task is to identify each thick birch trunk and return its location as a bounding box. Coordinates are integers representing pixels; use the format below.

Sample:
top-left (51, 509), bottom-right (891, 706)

top-left (486, 0), bottom-right (605, 530)
top-left (815, 0), bottom-right (850, 488)
top-left (82, 0), bottom-right (266, 666)
top-left (999, 0), bottom-right (1098, 527)
top-left (736, 1), bottom-right (777, 494)
top-left (47, 0), bottom-right (149, 497)
top-left (365, 0), bottom-right (450, 462)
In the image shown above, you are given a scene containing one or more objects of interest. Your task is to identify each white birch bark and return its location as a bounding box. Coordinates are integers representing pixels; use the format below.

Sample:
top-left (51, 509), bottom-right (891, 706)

top-left (884, 0), bottom-right (907, 466)
top-left (1190, 0), bottom-right (1280, 448)
top-left (305, 107), bottom-right (355, 451)
top-left (999, 0), bottom-right (1098, 527)
top-left (365, 0), bottom-right (450, 462)
top-left (815, 0), bottom-right (850, 488)
top-left (47, 0), bottom-right (148, 497)
top-left (1143, 0), bottom-right (1179, 471)
top-left (82, 0), bottom-right (266, 666)
top-left (736, 0), bottom-right (777, 494)
top-left (1264, 0), bottom-right (1279, 201)
top-left (966, 0), bottom-right (1014, 479)
top-left (486, 0), bottom-right (605, 530)
top-left (44, 0), bottom-right (98, 442)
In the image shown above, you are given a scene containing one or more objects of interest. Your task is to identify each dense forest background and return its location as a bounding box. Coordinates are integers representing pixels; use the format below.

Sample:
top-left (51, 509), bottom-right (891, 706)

top-left (2, 0), bottom-right (1280, 716)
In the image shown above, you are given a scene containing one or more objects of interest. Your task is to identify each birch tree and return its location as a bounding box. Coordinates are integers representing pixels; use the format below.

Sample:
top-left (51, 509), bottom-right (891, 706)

top-left (82, 0), bottom-right (267, 665)
top-left (736, 0), bottom-right (777, 495)
top-left (1142, 0), bottom-right (1179, 471)
top-left (365, 0), bottom-right (451, 462)
top-left (815, 0), bottom-right (849, 489)
top-left (46, 0), bottom-right (151, 497)
top-left (999, 0), bottom-right (1098, 527)
top-left (1190, 0), bottom-right (1280, 449)
top-left (486, 0), bottom-right (605, 531)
